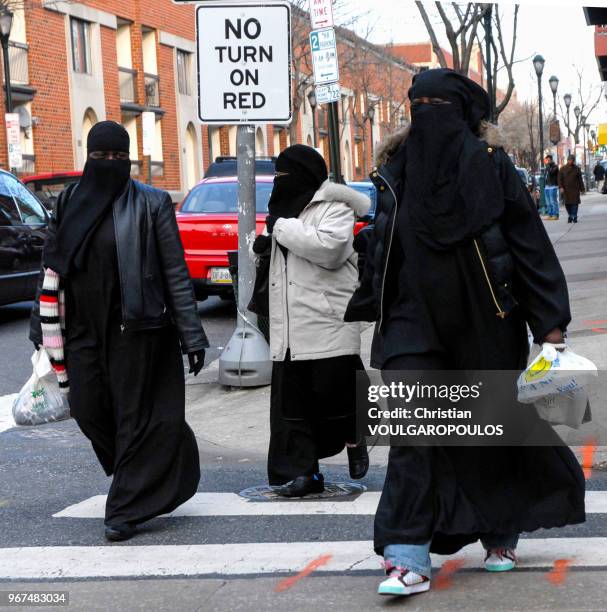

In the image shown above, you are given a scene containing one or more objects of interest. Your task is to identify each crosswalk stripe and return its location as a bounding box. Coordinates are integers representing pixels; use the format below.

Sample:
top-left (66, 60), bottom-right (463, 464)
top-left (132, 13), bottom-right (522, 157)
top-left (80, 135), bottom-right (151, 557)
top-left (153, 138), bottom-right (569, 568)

top-left (53, 490), bottom-right (607, 518)
top-left (1, 538), bottom-right (607, 580)
top-left (0, 394), bottom-right (17, 434)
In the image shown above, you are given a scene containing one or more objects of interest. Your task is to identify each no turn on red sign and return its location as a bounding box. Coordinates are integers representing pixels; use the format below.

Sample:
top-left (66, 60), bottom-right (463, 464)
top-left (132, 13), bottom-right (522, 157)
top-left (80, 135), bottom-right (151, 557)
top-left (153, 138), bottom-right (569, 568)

top-left (196, 2), bottom-right (292, 124)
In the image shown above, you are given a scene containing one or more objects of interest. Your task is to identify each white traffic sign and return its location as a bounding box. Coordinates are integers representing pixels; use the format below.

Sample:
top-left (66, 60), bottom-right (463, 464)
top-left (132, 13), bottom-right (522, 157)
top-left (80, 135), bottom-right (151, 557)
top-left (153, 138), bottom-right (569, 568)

top-left (142, 111), bottom-right (156, 156)
top-left (196, 2), bottom-right (292, 124)
top-left (5, 113), bottom-right (22, 169)
top-left (310, 0), bottom-right (334, 30)
top-left (315, 82), bottom-right (340, 105)
top-left (310, 27), bottom-right (339, 85)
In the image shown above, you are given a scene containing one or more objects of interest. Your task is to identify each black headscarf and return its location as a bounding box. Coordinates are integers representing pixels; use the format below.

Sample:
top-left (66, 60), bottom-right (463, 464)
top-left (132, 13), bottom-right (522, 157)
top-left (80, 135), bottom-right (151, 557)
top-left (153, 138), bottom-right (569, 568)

top-left (44, 121), bottom-right (132, 275)
top-left (404, 68), bottom-right (503, 250)
top-left (268, 144), bottom-right (328, 220)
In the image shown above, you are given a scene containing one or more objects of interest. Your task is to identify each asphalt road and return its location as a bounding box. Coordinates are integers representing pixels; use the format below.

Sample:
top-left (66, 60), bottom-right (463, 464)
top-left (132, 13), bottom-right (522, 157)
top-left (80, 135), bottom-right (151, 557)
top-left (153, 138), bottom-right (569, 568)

top-left (3, 199), bottom-right (607, 611)
top-left (0, 297), bottom-right (236, 397)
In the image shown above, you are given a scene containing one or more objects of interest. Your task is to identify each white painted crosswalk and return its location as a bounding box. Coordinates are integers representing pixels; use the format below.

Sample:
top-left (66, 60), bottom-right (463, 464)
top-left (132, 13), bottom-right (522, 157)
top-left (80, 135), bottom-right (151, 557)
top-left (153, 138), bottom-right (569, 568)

top-left (53, 490), bottom-right (607, 518)
top-left (0, 393), bottom-right (16, 433)
top-left (0, 490), bottom-right (604, 580)
top-left (1, 538), bottom-right (607, 580)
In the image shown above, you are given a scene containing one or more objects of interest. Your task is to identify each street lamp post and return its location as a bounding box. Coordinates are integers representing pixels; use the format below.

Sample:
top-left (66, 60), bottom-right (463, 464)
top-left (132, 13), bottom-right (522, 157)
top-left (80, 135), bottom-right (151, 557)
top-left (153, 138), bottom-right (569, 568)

top-left (581, 118), bottom-right (590, 189)
top-left (549, 75), bottom-right (559, 165)
top-left (367, 104), bottom-right (375, 167)
top-left (307, 89), bottom-right (318, 149)
top-left (0, 8), bottom-right (14, 175)
top-left (533, 55), bottom-right (546, 212)
top-left (0, 8), bottom-right (13, 116)
top-left (574, 105), bottom-right (581, 145)
top-left (563, 93), bottom-right (572, 156)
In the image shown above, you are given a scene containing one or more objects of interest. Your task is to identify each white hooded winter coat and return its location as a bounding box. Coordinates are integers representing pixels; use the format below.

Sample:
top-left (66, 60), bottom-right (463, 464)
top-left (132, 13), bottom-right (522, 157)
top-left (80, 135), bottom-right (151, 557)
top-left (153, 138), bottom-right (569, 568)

top-left (268, 180), bottom-right (371, 362)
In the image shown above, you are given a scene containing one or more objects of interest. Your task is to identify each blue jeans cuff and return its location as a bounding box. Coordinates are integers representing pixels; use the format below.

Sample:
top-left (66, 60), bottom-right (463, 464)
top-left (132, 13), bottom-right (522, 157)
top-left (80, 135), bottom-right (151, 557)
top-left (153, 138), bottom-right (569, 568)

top-left (383, 543), bottom-right (432, 578)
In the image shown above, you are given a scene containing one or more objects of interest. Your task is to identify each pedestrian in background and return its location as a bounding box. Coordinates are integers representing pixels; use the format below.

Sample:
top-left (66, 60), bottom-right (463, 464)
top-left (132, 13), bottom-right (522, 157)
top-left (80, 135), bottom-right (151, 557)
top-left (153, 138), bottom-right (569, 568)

top-left (593, 161), bottom-right (605, 193)
top-left (257, 144), bottom-right (371, 498)
top-left (543, 154), bottom-right (560, 220)
top-left (30, 121), bottom-right (208, 542)
top-left (346, 69), bottom-right (585, 599)
top-left (559, 154), bottom-right (586, 223)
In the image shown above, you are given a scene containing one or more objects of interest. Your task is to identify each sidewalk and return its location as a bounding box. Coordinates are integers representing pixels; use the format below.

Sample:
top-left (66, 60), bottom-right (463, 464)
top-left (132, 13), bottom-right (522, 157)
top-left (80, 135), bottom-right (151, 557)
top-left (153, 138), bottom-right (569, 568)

top-left (185, 192), bottom-right (607, 466)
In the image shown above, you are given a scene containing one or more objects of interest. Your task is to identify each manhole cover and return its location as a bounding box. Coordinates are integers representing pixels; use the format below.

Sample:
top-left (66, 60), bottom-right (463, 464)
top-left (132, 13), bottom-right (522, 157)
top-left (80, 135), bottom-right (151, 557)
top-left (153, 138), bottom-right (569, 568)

top-left (239, 482), bottom-right (367, 501)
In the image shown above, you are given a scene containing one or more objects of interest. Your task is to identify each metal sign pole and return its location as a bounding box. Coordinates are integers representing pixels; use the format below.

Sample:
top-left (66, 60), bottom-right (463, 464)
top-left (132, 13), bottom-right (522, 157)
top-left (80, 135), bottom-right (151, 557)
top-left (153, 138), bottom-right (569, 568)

top-left (218, 124), bottom-right (272, 387)
top-left (328, 100), bottom-right (343, 183)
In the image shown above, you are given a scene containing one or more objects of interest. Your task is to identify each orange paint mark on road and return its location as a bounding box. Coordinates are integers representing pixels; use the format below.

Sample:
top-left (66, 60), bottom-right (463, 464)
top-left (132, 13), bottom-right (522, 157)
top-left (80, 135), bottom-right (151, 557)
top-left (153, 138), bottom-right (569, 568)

top-left (433, 559), bottom-right (466, 590)
top-left (546, 559), bottom-right (571, 585)
top-left (583, 319), bottom-right (607, 326)
top-left (274, 554), bottom-right (333, 592)
top-left (582, 439), bottom-right (597, 479)
top-left (591, 328), bottom-right (607, 334)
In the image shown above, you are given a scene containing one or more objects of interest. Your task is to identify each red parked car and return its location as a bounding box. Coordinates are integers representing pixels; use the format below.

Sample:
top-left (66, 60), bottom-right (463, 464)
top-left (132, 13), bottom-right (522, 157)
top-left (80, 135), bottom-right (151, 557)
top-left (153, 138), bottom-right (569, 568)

top-left (177, 176), bottom-right (376, 302)
top-left (22, 171), bottom-right (82, 210)
top-left (177, 175), bottom-right (274, 301)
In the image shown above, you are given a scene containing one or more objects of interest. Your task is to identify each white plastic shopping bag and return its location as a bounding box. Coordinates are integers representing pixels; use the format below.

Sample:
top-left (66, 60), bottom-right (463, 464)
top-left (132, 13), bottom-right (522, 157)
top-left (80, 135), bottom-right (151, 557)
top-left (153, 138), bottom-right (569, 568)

top-left (12, 349), bottom-right (70, 426)
top-left (517, 343), bottom-right (597, 428)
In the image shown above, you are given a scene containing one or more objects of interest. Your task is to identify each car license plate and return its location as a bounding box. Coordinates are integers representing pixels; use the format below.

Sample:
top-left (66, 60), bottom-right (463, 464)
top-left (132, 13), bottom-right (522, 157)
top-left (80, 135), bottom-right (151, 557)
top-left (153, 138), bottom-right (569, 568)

top-left (210, 267), bottom-right (232, 284)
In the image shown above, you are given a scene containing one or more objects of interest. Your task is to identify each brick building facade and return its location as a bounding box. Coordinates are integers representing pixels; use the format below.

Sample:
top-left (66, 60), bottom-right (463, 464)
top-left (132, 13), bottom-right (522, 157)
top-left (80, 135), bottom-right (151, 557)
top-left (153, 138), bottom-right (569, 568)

top-left (0, 1), bottom-right (416, 200)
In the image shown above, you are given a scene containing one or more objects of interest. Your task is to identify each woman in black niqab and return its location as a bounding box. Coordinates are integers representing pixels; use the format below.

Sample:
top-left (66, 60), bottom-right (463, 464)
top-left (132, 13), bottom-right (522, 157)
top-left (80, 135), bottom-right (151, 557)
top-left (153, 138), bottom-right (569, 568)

top-left (368, 69), bottom-right (584, 596)
top-left (38, 121), bottom-right (203, 542)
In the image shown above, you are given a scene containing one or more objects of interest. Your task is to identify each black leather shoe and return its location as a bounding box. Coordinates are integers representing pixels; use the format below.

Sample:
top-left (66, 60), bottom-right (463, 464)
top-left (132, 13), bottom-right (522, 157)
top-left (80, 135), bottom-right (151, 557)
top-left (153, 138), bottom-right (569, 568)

top-left (104, 523), bottom-right (136, 542)
top-left (347, 444), bottom-right (369, 479)
top-left (277, 474), bottom-right (325, 498)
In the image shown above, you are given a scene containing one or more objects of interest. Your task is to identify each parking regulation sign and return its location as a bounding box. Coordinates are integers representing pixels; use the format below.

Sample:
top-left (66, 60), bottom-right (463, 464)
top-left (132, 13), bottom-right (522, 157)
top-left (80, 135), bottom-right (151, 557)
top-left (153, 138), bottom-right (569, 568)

top-left (315, 83), bottom-right (341, 105)
top-left (309, 27), bottom-right (339, 85)
top-left (196, 2), bottom-right (292, 124)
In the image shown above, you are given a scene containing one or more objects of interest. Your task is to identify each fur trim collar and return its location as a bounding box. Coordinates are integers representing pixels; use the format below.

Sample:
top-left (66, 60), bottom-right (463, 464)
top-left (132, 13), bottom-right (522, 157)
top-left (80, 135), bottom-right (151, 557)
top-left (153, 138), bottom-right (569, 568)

top-left (374, 120), bottom-right (507, 167)
top-left (311, 179), bottom-right (371, 217)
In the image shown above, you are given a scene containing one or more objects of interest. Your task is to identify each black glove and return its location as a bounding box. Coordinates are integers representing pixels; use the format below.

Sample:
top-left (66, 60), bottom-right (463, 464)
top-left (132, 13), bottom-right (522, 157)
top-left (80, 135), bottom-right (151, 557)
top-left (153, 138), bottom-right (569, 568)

top-left (265, 214), bottom-right (279, 234)
top-left (187, 349), bottom-right (205, 376)
top-left (253, 234), bottom-right (272, 255)
top-left (33, 342), bottom-right (40, 351)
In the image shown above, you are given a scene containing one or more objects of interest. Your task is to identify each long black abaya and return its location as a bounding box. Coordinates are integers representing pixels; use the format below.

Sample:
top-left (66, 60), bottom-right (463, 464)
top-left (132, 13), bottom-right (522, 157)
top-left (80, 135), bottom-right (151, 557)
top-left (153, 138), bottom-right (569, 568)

top-left (268, 351), bottom-right (364, 485)
top-left (65, 211), bottom-right (200, 526)
top-left (373, 194), bottom-right (585, 556)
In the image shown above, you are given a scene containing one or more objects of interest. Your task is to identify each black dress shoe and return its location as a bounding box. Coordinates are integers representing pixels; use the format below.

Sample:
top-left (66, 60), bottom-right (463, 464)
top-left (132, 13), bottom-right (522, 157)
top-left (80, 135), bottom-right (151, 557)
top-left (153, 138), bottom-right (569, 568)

top-left (347, 444), bottom-right (369, 479)
top-left (104, 523), bottom-right (136, 542)
top-left (277, 474), bottom-right (325, 498)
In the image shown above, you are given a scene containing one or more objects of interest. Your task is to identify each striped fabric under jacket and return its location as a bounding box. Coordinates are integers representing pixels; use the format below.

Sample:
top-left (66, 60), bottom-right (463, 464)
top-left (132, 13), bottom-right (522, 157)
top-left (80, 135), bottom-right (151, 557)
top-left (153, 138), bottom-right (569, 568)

top-left (39, 268), bottom-right (69, 394)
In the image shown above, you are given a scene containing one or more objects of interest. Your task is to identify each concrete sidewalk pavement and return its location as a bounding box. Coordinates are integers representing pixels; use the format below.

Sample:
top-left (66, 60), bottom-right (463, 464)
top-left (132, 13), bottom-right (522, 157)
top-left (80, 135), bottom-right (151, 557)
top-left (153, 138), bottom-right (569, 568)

top-left (185, 192), bottom-right (607, 466)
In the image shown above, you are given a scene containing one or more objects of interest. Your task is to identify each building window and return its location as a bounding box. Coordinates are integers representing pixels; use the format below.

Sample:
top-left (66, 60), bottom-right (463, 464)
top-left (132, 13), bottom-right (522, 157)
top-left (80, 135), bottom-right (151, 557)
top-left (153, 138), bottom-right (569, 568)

top-left (70, 18), bottom-right (90, 74)
top-left (177, 50), bottom-right (192, 95)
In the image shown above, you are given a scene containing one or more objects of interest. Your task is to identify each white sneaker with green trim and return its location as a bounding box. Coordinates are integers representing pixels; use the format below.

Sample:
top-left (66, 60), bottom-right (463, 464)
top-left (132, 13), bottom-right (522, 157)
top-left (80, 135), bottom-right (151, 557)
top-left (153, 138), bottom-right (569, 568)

top-left (484, 548), bottom-right (517, 572)
top-left (378, 568), bottom-right (431, 597)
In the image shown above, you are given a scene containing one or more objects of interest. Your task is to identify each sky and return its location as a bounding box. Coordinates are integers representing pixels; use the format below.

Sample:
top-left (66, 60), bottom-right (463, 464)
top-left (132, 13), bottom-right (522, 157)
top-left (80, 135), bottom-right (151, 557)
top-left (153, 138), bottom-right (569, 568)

top-left (338, 0), bottom-right (607, 125)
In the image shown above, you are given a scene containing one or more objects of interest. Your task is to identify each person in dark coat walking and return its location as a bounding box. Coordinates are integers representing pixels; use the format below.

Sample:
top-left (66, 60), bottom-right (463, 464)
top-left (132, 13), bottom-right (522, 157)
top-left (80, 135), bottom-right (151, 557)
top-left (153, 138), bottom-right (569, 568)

top-left (593, 161), bottom-right (605, 192)
top-left (30, 122), bottom-right (208, 542)
top-left (559, 155), bottom-right (586, 223)
top-left (345, 69), bottom-right (585, 598)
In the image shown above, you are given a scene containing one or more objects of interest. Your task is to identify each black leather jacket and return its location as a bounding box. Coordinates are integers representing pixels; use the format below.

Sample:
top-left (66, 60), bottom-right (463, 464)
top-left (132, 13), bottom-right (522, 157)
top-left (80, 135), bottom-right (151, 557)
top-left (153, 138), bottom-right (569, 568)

top-left (345, 141), bottom-right (570, 368)
top-left (30, 180), bottom-right (208, 354)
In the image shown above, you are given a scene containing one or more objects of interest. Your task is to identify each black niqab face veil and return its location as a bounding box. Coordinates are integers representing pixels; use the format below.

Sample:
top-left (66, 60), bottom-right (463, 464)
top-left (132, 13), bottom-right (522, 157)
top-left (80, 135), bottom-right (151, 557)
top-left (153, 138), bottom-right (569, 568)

top-left (268, 144), bottom-right (328, 219)
top-left (404, 69), bottom-right (504, 250)
top-left (44, 121), bottom-right (132, 275)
